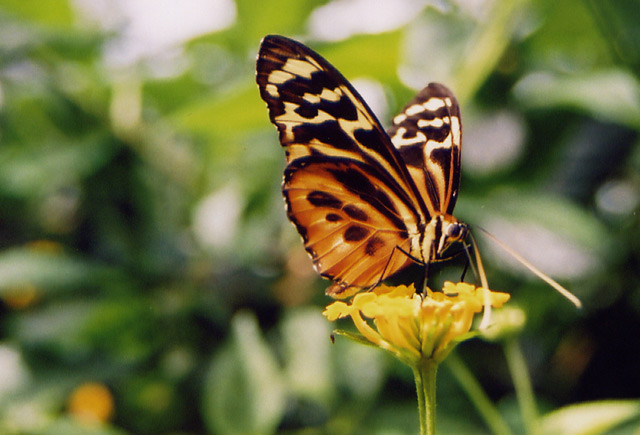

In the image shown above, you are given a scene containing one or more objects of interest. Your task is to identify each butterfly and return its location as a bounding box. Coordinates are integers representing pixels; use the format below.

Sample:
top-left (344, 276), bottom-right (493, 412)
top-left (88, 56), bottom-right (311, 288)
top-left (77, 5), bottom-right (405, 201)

top-left (256, 34), bottom-right (470, 299)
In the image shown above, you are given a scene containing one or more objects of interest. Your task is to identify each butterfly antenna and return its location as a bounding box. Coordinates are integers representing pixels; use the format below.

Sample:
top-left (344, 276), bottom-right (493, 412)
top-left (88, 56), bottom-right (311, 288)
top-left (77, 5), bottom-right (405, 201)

top-left (474, 225), bottom-right (582, 309)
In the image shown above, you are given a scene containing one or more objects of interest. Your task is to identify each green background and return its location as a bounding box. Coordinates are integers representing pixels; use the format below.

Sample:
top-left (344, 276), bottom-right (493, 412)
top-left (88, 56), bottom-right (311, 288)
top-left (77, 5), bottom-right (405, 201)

top-left (0, 0), bottom-right (639, 433)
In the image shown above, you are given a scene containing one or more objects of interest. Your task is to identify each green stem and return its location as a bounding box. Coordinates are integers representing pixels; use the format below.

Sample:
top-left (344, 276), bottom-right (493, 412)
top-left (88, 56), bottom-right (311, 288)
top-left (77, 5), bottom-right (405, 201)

top-left (504, 338), bottom-right (540, 435)
top-left (452, 0), bottom-right (525, 104)
top-left (445, 351), bottom-right (513, 435)
top-left (413, 360), bottom-right (438, 435)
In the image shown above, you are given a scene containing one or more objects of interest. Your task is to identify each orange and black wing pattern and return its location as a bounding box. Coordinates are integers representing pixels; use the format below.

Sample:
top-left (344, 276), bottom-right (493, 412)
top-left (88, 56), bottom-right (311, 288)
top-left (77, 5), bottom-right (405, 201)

top-left (256, 35), bottom-right (462, 298)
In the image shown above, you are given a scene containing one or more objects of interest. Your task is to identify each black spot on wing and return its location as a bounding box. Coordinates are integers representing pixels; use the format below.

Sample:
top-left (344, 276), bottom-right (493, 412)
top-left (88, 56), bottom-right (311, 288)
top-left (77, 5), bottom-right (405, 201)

top-left (343, 204), bottom-right (368, 222)
top-left (293, 120), bottom-right (355, 150)
top-left (307, 191), bottom-right (343, 208)
top-left (284, 156), bottom-right (412, 235)
top-left (295, 104), bottom-right (318, 119)
top-left (344, 225), bottom-right (369, 242)
top-left (365, 237), bottom-right (384, 255)
top-left (326, 213), bottom-right (342, 222)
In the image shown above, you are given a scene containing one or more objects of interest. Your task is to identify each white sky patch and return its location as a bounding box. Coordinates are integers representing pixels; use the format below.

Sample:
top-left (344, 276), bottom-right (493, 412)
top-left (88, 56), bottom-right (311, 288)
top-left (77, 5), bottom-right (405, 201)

top-left (73, 0), bottom-right (236, 68)
top-left (309, 0), bottom-right (429, 41)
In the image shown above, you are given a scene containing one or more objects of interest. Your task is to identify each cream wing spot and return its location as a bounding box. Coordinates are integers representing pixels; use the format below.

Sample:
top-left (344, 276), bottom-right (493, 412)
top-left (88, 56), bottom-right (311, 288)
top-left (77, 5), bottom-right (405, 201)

top-left (393, 113), bottom-right (407, 124)
top-left (265, 84), bottom-right (279, 97)
top-left (405, 104), bottom-right (426, 116)
top-left (320, 87), bottom-right (342, 102)
top-left (391, 127), bottom-right (427, 148)
top-left (450, 115), bottom-right (461, 144)
top-left (304, 55), bottom-right (322, 70)
top-left (417, 118), bottom-right (446, 128)
top-left (269, 70), bottom-right (295, 84)
top-left (303, 93), bottom-right (321, 104)
top-left (282, 58), bottom-right (318, 78)
top-left (423, 97), bottom-right (446, 111)
top-left (277, 102), bottom-right (335, 125)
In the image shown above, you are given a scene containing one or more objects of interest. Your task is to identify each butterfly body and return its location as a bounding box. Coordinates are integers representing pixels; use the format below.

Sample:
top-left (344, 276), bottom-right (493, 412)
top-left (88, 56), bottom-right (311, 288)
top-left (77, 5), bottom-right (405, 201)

top-left (257, 35), bottom-right (466, 298)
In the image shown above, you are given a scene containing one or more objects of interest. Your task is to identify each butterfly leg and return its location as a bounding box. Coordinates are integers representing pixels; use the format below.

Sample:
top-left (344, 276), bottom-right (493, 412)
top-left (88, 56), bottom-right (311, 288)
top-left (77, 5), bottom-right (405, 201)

top-left (459, 255), bottom-right (469, 282)
top-left (394, 245), bottom-right (430, 294)
top-left (461, 242), bottom-right (479, 284)
top-left (369, 244), bottom-right (425, 293)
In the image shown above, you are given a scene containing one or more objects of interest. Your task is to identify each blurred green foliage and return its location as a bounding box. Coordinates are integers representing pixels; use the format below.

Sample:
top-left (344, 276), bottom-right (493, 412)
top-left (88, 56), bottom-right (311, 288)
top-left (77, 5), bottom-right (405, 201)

top-left (0, 0), bottom-right (639, 434)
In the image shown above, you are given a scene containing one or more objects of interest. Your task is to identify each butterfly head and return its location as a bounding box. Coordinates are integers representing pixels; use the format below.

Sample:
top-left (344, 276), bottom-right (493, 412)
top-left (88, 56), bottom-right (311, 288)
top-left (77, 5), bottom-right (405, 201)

top-left (436, 216), bottom-right (468, 257)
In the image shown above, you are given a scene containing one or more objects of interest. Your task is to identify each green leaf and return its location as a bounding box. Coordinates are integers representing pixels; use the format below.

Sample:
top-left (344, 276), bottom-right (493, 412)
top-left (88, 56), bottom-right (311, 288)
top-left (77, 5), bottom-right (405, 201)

top-left (0, 247), bottom-right (117, 294)
top-left (172, 84), bottom-right (267, 139)
top-left (317, 31), bottom-right (403, 86)
top-left (588, 0), bottom-right (640, 72)
top-left (33, 417), bottom-right (127, 435)
top-left (540, 400), bottom-right (640, 435)
top-left (280, 308), bottom-right (333, 403)
top-left (0, 0), bottom-right (74, 28)
top-left (202, 312), bottom-right (286, 435)
top-left (232, 0), bottom-right (325, 49)
top-left (513, 69), bottom-right (640, 128)
top-left (457, 190), bottom-right (609, 283)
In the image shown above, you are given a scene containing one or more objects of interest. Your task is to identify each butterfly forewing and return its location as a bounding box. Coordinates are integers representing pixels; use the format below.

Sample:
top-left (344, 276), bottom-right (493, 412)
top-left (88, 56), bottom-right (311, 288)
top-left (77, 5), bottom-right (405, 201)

top-left (257, 35), bottom-right (464, 298)
top-left (256, 36), bottom-right (424, 210)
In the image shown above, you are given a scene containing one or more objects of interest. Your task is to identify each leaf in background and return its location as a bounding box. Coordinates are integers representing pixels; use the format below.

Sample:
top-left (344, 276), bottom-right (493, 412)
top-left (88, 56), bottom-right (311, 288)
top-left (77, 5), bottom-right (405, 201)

top-left (0, 246), bottom-right (117, 294)
top-left (513, 69), bottom-right (640, 129)
top-left (172, 85), bottom-right (267, 139)
top-left (458, 191), bottom-right (609, 281)
top-left (0, 136), bottom-right (115, 197)
top-left (540, 400), bottom-right (640, 435)
top-left (317, 31), bottom-right (403, 86)
top-left (231, 0), bottom-right (326, 49)
top-left (0, 0), bottom-right (74, 28)
top-left (202, 312), bottom-right (286, 434)
top-left (280, 307), bottom-right (333, 403)
top-left (585, 0), bottom-right (640, 73)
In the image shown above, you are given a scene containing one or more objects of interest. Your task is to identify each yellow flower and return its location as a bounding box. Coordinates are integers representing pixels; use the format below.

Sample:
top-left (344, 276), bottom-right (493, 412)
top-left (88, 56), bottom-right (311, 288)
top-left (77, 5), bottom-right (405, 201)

top-left (68, 382), bottom-right (114, 424)
top-left (323, 282), bottom-right (510, 365)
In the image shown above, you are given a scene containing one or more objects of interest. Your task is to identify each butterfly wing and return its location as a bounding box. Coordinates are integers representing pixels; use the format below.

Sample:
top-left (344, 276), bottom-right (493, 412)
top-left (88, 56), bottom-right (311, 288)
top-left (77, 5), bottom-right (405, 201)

top-left (388, 83), bottom-right (462, 216)
top-left (284, 157), bottom-right (418, 297)
top-left (257, 35), bottom-right (429, 297)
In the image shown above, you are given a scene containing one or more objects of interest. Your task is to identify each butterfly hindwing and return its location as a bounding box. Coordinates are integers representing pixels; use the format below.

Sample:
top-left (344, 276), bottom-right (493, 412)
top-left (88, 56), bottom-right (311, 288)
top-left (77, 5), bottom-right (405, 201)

top-left (388, 84), bottom-right (462, 216)
top-left (284, 156), bottom-right (417, 297)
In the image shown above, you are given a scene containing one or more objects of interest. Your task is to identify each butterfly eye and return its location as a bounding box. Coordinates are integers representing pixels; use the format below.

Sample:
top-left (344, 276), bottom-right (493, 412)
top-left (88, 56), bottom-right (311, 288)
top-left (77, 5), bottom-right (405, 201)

top-left (446, 223), bottom-right (467, 241)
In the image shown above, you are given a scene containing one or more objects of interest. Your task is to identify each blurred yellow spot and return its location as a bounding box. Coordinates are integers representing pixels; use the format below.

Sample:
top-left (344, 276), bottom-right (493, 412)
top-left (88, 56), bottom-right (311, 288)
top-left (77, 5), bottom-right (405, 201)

top-left (68, 382), bottom-right (114, 424)
top-left (26, 240), bottom-right (63, 253)
top-left (3, 284), bottom-right (39, 309)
